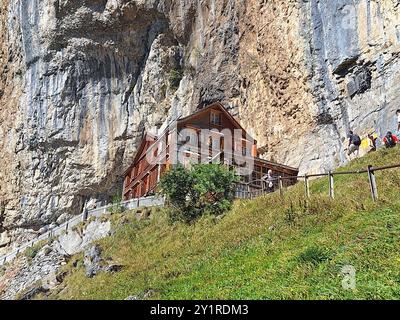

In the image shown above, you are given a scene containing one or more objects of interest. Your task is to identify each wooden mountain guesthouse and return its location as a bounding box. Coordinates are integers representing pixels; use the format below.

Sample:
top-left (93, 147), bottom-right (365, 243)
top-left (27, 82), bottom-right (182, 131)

top-left (122, 103), bottom-right (299, 200)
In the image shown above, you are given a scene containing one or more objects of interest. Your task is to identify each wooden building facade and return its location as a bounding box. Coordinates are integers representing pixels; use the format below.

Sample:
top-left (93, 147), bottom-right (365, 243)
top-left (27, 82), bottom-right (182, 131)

top-left (123, 103), bottom-right (299, 201)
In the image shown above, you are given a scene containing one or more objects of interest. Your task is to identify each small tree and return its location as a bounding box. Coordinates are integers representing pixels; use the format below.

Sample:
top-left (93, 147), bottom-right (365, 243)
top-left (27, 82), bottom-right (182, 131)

top-left (159, 164), bottom-right (239, 223)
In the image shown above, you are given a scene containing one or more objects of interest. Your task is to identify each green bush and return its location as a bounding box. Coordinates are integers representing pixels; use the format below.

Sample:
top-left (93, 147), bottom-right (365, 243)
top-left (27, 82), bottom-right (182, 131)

top-left (158, 164), bottom-right (239, 223)
top-left (108, 194), bottom-right (125, 215)
top-left (24, 240), bottom-right (47, 261)
top-left (169, 69), bottom-right (183, 90)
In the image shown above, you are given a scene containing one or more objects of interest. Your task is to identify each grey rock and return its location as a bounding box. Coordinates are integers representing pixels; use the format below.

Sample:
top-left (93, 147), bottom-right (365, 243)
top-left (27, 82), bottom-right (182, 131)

top-left (104, 264), bottom-right (124, 274)
top-left (125, 290), bottom-right (155, 301)
top-left (38, 226), bottom-right (49, 235)
top-left (41, 272), bottom-right (60, 291)
top-left (143, 290), bottom-right (156, 299)
top-left (84, 245), bottom-right (103, 278)
top-left (19, 286), bottom-right (49, 300)
top-left (55, 220), bottom-right (111, 256)
top-left (347, 67), bottom-right (372, 98)
top-left (42, 245), bottom-right (53, 256)
top-left (0, 244), bottom-right (65, 300)
top-left (0, 217), bottom-right (113, 299)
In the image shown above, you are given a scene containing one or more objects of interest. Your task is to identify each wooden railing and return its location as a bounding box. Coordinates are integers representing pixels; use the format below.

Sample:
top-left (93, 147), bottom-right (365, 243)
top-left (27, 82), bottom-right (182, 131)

top-left (237, 163), bottom-right (400, 202)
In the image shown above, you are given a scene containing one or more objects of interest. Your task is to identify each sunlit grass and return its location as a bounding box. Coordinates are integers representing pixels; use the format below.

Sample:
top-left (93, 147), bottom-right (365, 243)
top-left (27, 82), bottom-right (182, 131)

top-left (45, 147), bottom-right (400, 300)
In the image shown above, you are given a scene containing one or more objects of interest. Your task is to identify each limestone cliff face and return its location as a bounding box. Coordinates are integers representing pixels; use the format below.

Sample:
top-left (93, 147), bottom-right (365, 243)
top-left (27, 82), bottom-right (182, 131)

top-left (1, 0), bottom-right (400, 250)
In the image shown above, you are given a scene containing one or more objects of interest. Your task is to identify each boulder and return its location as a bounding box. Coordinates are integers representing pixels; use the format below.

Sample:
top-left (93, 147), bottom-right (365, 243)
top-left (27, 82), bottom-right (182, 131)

top-left (104, 264), bottom-right (124, 274)
top-left (55, 220), bottom-right (111, 256)
top-left (19, 286), bottom-right (49, 300)
top-left (83, 245), bottom-right (103, 278)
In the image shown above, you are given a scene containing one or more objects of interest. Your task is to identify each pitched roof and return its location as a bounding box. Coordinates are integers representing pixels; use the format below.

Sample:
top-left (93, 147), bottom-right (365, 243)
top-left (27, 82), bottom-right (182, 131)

top-left (178, 102), bottom-right (248, 133)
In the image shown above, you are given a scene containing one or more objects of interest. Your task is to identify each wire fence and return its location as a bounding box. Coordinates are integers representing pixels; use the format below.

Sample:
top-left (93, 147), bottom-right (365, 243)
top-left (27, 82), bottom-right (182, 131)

top-left (0, 195), bottom-right (165, 266)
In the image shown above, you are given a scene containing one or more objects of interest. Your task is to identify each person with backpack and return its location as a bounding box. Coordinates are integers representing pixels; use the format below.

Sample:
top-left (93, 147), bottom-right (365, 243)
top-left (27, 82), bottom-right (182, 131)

top-left (383, 131), bottom-right (399, 148)
top-left (347, 131), bottom-right (361, 158)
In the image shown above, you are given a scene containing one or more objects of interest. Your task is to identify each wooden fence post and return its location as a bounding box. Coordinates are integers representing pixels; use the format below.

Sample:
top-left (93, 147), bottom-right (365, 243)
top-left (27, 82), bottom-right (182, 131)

top-left (304, 174), bottom-right (310, 198)
top-left (247, 184), bottom-right (251, 199)
top-left (328, 171), bottom-right (334, 199)
top-left (278, 176), bottom-right (283, 197)
top-left (367, 165), bottom-right (378, 202)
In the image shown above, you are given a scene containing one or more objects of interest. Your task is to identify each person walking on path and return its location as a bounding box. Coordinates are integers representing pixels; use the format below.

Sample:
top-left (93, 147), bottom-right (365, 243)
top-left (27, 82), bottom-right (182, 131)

top-left (347, 131), bottom-right (362, 159)
top-left (262, 169), bottom-right (275, 193)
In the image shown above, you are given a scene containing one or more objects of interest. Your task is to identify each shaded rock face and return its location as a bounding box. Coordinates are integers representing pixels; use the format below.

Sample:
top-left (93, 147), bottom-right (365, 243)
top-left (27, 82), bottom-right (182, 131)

top-left (1, 0), bottom-right (400, 249)
top-left (238, 0), bottom-right (400, 173)
top-left (84, 244), bottom-right (103, 278)
top-left (0, 0), bottom-right (187, 248)
top-left (0, 244), bottom-right (66, 300)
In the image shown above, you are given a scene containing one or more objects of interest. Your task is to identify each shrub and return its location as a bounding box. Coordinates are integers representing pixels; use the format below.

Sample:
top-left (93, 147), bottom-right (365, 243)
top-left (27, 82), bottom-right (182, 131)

top-left (158, 164), bottom-right (239, 223)
top-left (108, 194), bottom-right (125, 215)
top-left (169, 68), bottom-right (183, 90)
top-left (24, 240), bottom-right (47, 261)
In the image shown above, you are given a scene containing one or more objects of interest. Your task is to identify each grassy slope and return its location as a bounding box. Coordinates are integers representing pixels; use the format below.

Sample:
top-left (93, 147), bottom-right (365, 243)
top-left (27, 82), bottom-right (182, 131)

top-left (48, 147), bottom-right (400, 300)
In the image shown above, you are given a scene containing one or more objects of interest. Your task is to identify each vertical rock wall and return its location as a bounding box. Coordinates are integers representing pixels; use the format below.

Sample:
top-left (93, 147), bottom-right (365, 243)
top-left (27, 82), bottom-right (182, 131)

top-left (0, 0), bottom-right (400, 251)
top-left (237, 0), bottom-right (400, 173)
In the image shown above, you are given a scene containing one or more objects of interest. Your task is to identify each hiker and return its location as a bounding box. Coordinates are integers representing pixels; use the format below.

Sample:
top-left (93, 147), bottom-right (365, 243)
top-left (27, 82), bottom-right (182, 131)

top-left (397, 110), bottom-right (400, 132)
top-left (383, 131), bottom-right (399, 148)
top-left (367, 133), bottom-right (377, 152)
top-left (262, 169), bottom-right (275, 193)
top-left (347, 131), bottom-right (361, 158)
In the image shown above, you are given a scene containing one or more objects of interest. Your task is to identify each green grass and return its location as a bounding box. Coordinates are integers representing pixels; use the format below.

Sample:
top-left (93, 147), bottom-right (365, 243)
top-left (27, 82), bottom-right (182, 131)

top-left (45, 147), bottom-right (400, 300)
top-left (24, 240), bottom-right (49, 262)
